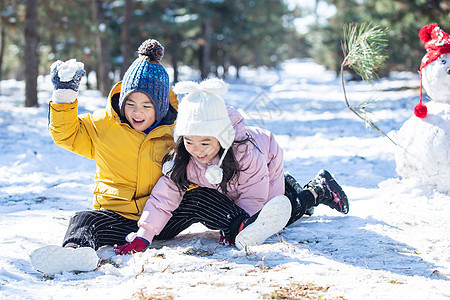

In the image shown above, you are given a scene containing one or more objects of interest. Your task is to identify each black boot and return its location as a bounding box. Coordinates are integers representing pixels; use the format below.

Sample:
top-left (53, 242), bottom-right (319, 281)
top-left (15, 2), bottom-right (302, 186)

top-left (285, 172), bottom-right (315, 216)
top-left (304, 169), bottom-right (349, 214)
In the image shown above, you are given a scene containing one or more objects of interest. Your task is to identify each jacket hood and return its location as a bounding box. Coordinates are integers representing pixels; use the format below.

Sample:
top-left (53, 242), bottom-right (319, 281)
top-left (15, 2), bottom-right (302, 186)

top-left (227, 106), bottom-right (247, 141)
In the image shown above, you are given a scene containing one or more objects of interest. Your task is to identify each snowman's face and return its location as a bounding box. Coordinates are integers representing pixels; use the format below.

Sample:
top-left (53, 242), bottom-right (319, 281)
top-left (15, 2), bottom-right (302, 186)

top-left (422, 53), bottom-right (450, 103)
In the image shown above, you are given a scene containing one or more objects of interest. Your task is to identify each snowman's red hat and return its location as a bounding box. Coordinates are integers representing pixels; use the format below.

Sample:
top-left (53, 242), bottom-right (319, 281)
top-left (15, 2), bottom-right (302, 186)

top-left (415, 24), bottom-right (450, 118)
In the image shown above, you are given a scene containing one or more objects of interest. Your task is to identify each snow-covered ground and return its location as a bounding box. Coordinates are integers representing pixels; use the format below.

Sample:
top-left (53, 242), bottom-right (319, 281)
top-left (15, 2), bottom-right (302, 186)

top-left (0, 59), bottom-right (449, 299)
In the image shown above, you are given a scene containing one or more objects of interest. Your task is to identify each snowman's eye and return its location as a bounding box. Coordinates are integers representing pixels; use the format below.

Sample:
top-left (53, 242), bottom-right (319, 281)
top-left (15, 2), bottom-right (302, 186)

top-left (441, 59), bottom-right (447, 64)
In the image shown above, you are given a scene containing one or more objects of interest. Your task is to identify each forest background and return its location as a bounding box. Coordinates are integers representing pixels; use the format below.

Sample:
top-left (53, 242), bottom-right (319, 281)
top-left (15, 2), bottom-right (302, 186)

top-left (0, 0), bottom-right (448, 107)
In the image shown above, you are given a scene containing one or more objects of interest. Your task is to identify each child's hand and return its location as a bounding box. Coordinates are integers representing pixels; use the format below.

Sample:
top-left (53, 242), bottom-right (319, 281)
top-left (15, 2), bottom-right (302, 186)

top-left (114, 236), bottom-right (149, 255)
top-left (50, 59), bottom-right (86, 104)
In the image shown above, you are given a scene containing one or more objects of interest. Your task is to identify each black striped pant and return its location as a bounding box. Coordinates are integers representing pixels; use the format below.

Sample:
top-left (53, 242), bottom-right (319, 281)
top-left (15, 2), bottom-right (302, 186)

top-left (62, 187), bottom-right (249, 250)
top-left (62, 183), bottom-right (315, 250)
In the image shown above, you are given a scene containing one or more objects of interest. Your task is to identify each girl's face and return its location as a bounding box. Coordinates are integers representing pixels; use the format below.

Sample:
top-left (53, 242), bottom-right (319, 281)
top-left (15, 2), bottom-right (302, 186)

top-left (184, 136), bottom-right (221, 164)
top-left (123, 92), bottom-right (156, 131)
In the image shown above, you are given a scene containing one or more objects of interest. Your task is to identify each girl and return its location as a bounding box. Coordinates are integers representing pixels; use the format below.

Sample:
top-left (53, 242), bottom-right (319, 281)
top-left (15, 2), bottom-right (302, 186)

top-left (30, 39), bottom-right (178, 275)
top-left (115, 78), bottom-right (349, 254)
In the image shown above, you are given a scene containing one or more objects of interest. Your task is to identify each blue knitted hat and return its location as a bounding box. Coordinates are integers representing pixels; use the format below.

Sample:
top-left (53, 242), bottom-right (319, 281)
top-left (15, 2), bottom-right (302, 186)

top-left (119, 39), bottom-right (170, 121)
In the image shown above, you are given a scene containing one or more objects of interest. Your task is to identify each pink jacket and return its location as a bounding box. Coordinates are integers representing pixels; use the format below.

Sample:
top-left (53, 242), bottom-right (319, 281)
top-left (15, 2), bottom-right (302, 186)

top-left (137, 106), bottom-right (285, 242)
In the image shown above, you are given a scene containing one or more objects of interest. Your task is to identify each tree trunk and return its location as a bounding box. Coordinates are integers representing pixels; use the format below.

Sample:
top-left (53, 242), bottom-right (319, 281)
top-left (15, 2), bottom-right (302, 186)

top-left (223, 53), bottom-right (230, 79)
top-left (92, 0), bottom-right (112, 97)
top-left (0, 14), bottom-right (6, 94)
top-left (314, 0), bottom-right (319, 25)
top-left (120, 0), bottom-right (132, 78)
top-left (200, 19), bottom-right (212, 80)
top-left (169, 33), bottom-right (179, 83)
top-left (25, 0), bottom-right (39, 107)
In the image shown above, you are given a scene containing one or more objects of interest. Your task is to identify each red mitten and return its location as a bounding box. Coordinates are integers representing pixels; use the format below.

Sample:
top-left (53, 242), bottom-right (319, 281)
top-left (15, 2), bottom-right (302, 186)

top-left (114, 237), bottom-right (149, 255)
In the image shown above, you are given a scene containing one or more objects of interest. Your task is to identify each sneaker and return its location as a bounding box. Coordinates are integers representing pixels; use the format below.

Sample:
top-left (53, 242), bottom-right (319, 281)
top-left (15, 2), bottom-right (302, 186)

top-left (305, 169), bottom-right (349, 214)
top-left (285, 172), bottom-right (314, 216)
top-left (235, 195), bottom-right (292, 250)
top-left (30, 245), bottom-right (99, 275)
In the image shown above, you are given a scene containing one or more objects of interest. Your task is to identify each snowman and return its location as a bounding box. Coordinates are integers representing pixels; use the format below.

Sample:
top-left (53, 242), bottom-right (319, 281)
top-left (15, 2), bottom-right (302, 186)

top-left (393, 24), bottom-right (450, 193)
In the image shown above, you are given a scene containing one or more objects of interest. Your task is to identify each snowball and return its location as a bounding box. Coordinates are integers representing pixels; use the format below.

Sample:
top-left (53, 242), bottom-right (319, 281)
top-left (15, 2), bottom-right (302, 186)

top-left (57, 59), bottom-right (84, 82)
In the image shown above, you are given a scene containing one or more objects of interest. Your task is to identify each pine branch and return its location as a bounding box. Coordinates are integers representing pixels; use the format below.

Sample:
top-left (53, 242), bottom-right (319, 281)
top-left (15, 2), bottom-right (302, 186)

top-left (342, 23), bottom-right (388, 82)
top-left (340, 23), bottom-right (397, 145)
top-left (349, 97), bottom-right (379, 128)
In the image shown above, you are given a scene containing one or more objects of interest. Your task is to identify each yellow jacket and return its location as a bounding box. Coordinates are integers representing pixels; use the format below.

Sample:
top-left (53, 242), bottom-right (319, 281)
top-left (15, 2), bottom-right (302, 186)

top-left (48, 82), bottom-right (177, 220)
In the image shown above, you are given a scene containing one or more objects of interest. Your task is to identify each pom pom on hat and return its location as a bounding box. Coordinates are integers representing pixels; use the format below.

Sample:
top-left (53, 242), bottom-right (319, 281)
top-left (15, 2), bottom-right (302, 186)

top-left (419, 24), bottom-right (440, 49)
top-left (414, 102), bottom-right (428, 119)
top-left (415, 71), bottom-right (428, 119)
top-left (137, 39), bottom-right (164, 61)
top-left (205, 165), bottom-right (223, 185)
top-left (119, 39), bottom-right (169, 121)
top-left (415, 24), bottom-right (450, 118)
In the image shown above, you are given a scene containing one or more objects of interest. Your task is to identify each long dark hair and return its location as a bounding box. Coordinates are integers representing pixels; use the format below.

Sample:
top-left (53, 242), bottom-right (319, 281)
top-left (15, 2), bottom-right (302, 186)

top-left (162, 135), bottom-right (256, 194)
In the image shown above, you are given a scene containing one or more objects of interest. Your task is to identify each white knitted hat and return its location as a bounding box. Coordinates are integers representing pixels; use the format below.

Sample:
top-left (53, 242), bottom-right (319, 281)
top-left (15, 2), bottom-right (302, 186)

top-left (163, 78), bottom-right (235, 184)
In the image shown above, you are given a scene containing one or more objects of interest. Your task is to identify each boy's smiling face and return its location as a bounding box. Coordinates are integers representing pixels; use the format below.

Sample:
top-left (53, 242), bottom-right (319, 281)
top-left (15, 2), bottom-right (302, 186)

top-left (123, 92), bottom-right (156, 131)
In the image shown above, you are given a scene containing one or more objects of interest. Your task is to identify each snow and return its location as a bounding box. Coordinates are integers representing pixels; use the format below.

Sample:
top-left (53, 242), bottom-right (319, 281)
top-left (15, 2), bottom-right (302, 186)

top-left (51, 59), bottom-right (84, 82)
top-left (1, 59), bottom-right (449, 299)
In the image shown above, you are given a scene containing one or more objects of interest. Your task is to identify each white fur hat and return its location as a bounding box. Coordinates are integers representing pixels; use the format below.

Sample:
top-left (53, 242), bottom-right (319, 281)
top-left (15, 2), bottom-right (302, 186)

top-left (164, 78), bottom-right (236, 184)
